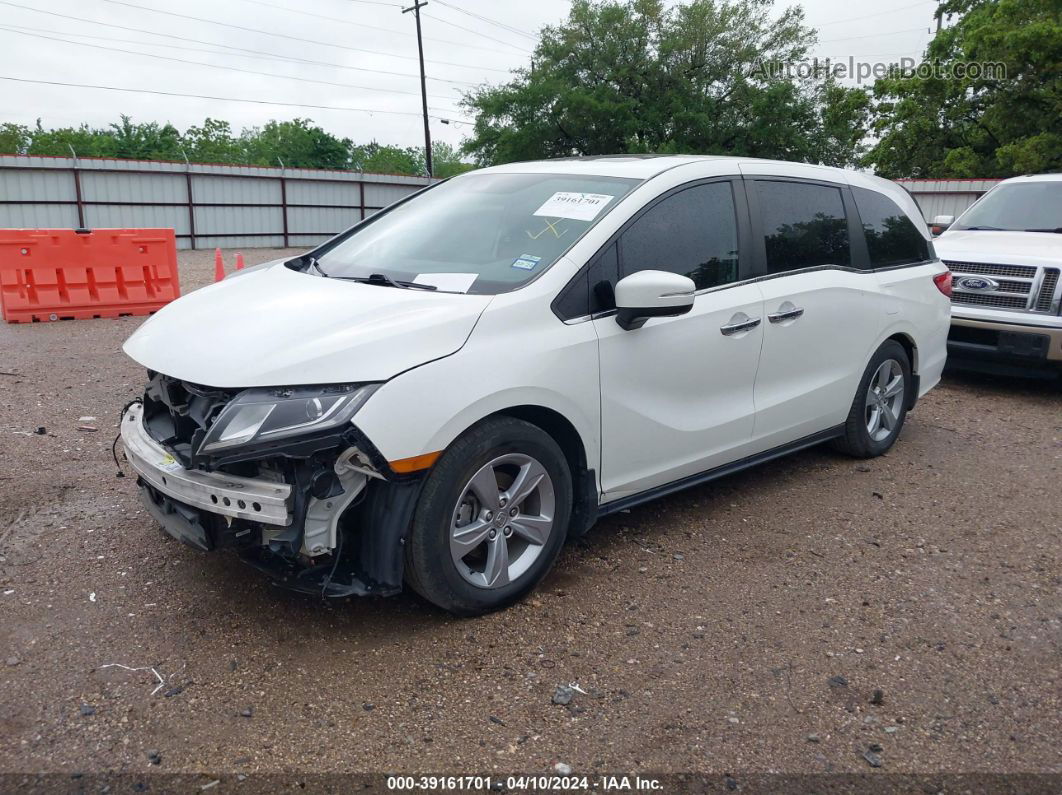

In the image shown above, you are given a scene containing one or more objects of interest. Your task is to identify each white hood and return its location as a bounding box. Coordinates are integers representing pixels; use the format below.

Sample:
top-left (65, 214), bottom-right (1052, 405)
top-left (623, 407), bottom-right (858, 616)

top-left (123, 262), bottom-right (492, 388)
top-left (935, 230), bottom-right (1062, 267)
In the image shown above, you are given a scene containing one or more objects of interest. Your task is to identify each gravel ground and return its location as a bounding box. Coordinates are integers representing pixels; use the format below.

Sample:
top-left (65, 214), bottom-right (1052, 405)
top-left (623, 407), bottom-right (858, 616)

top-left (0, 248), bottom-right (1059, 782)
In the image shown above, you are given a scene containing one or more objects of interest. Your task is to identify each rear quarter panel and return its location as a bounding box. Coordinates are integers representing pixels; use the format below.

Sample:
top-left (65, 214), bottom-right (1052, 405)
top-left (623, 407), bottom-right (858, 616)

top-left (874, 261), bottom-right (951, 396)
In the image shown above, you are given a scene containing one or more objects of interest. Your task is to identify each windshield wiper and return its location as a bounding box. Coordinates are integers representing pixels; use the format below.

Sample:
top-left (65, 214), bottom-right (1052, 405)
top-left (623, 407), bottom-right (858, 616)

top-left (306, 261), bottom-right (435, 290)
top-left (338, 273), bottom-right (437, 291)
top-left (958, 225), bottom-right (1006, 231)
top-left (1024, 227), bottom-right (1062, 233)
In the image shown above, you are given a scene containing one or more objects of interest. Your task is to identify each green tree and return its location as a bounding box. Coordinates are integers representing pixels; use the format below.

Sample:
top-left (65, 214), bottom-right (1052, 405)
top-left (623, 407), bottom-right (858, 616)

top-left (460, 0), bottom-right (870, 167)
top-left (813, 80), bottom-right (872, 168)
top-left (432, 141), bottom-right (477, 178)
top-left (351, 141), bottom-right (424, 174)
top-left (865, 0), bottom-right (1062, 178)
top-left (26, 119), bottom-right (117, 157)
top-left (19, 116), bottom-right (183, 159)
top-left (183, 118), bottom-right (244, 164)
top-left (3, 114), bottom-right (473, 176)
top-left (0, 123), bottom-right (30, 154)
top-left (241, 118), bottom-right (353, 169)
top-left (108, 115), bottom-right (183, 160)
top-left (349, 140), bottom-right (475, 177)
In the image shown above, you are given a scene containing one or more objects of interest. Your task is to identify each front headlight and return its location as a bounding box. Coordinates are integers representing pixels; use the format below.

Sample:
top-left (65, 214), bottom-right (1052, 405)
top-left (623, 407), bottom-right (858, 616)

top-left (198, 383), bottom-right (379, 453)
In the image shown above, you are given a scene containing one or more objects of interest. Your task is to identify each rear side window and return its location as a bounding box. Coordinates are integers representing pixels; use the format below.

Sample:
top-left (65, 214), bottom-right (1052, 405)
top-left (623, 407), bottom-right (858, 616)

top-left (756, 181), bottom-right (850, 273)
top-left (853, 186), bottom-right (930, 267)
top-left (619, 182), bottom-right (740, 291)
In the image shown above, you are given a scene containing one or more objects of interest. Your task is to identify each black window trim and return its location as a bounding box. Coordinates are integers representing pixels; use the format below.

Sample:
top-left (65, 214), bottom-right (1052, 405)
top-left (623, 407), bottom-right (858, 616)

top-left (551, 175), bottom-right (753, 322)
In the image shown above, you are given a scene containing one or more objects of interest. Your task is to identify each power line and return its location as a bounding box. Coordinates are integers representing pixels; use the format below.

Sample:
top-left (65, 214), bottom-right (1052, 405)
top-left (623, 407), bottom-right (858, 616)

top-left (815, 0), bottom-right (935, 28)
top-left (0, 2), bottom-right (478, 87)
top-left (819, 26), bottom-right (928, 44)
top-left (0, 23), bottom-right (299, 67)
top-left (0, 75), bottom-right (470, 121)
top-left (421, 11), bottom-right (534, 53)
top-left (331, 0), bottom-right (534, 50)
top-left (812, 50), bottom-right (929, 58)
top-left (0, 22), bottom-right (458, 96)
top-left (97, 0), bottom-right (512, 74)
top-left (234, 0), bottom-right (516, 55)
top-left (0, 26), bottom-right (465, 112)
top-left (432, 0), bottom-right (539, 41)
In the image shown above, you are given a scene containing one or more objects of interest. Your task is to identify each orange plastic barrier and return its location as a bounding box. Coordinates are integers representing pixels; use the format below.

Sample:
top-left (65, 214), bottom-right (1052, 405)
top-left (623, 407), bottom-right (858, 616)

top-left (0, 228), bottom-right (180, 324)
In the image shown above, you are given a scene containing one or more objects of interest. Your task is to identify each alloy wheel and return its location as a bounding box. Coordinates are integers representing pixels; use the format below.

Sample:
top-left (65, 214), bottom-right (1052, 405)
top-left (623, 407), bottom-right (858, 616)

top-left (865, 359), bottom-right (905, 442)
top-left (449, 453), bottom-right (556, 589)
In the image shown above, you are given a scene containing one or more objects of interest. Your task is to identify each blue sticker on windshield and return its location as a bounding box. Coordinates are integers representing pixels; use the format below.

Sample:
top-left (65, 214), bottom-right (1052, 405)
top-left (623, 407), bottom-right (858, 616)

top-left (512, 254), bottom-right (542, 271)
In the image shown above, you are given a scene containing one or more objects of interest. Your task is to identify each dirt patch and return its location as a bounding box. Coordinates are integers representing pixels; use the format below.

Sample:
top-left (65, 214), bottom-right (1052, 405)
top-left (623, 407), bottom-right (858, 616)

top-left (0, 249), bottom-right (1059, 777)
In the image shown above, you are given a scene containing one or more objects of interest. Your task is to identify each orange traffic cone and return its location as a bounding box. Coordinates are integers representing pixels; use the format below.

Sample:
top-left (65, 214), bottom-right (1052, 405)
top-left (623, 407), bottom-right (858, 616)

top-left (235, 252), bottom-right (245, 270)
top-left (213, 248), bottom-right (225, 282)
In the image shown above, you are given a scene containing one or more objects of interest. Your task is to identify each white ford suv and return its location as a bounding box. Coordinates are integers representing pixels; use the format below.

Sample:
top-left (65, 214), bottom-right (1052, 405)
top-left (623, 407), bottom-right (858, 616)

top-left (120, 155), bottom-right (951, 614)
top-left (933, 174), bottom-right (1062, 377)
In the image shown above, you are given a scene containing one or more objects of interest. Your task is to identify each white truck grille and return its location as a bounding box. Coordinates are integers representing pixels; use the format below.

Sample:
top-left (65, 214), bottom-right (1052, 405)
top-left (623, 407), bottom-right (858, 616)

top-left (945, 261), bottom-right (1062, 314)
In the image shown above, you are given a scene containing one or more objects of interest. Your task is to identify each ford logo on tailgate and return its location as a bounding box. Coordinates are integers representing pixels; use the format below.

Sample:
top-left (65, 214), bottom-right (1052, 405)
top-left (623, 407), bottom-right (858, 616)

top-left (956, 276), bottom-right (999, 291)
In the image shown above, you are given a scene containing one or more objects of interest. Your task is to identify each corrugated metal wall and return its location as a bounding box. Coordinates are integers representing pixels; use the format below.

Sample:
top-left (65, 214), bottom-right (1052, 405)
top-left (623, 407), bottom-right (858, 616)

top-left (896, 178), bottom-right (1003, 222)
top-left (0, 154), bottom-right (437, 250)
top-left (0, 156), bottom-right (1005, 240)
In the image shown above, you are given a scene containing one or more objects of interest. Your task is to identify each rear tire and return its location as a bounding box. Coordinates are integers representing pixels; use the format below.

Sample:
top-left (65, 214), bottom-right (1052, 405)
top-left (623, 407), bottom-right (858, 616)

top-left (404, 417), bottom-right (572, 616)
top-left (832, 340), bottom-right (912, 458)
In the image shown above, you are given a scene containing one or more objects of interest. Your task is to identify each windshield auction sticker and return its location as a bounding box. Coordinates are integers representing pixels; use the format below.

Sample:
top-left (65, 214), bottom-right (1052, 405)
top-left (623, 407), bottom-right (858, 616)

top-left (413, 273), bottom-right (478, 292)
top-left (533, 191), bottom-right (614, 222)
top-left (511, 254), bottom-right (542, 270)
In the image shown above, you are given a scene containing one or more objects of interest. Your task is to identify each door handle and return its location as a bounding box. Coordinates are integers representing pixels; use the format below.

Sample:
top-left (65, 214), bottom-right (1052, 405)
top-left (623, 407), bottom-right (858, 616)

top-left (764, 307), bottom-right (802, 324)
top-left (719, 316), bottom-right (762, 336)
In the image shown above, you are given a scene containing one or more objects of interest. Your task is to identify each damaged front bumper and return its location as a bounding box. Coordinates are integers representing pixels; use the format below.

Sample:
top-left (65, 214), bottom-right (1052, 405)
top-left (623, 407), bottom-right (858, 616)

top-left (120, 400), bottom-right (422, 597)
top-left (121, 402), bottom-right (293, 528)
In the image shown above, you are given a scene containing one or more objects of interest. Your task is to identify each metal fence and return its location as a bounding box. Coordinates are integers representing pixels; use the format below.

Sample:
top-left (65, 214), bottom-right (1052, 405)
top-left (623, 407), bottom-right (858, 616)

top-left (0, 154), bottom-right (436, 250)
top-left (896, 178), bottom-right (1002, 222)
top-left (0, 155), bottom-right (1006, 244)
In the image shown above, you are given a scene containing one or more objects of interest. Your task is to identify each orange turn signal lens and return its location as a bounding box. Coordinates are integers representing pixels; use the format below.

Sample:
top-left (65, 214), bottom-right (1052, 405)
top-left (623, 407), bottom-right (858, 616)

top-left (388, 451), bottom-right (442, 474)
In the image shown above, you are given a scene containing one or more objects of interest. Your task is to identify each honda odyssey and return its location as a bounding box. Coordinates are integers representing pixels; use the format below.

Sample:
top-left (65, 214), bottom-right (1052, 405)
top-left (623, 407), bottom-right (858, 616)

top-left (120, 155), bottom-right (951, 614)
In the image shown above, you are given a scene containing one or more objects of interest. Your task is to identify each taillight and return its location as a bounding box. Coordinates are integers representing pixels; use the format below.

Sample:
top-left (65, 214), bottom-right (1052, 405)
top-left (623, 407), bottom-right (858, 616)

top-left (933, 271), bottom-right (952, 298)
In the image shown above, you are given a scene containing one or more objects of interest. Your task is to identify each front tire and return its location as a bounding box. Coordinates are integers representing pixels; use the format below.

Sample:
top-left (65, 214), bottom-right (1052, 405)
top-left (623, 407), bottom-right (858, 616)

top-left (404, 417), bottom-right (572, 615)
top-left (832, 340), bottom-right (912, 458)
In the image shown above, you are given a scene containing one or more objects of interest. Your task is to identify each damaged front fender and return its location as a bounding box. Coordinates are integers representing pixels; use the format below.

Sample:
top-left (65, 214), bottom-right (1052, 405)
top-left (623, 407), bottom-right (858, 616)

top-left (238, 474), bottom-right (424, 597)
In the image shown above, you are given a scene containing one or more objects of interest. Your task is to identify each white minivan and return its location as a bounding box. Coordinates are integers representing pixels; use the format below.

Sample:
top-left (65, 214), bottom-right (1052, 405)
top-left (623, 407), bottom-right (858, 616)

top-left (120, 155), bottom-right (951, 614)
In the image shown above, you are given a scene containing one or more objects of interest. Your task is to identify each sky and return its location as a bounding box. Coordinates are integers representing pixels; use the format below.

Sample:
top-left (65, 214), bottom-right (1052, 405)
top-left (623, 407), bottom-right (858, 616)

top-left (0, 0), bottom-right (942, 154)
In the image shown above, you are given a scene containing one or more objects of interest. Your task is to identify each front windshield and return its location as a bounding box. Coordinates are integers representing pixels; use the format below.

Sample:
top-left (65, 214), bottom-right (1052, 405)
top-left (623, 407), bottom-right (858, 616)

top-left (953, 181), bottom-right (1062, 232)
top-left (315, 172), bottom-right (640, 294)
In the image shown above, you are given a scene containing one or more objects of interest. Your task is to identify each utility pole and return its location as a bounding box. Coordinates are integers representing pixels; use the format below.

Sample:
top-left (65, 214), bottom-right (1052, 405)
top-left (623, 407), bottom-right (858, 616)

top-left (403, 0), bottom-right (433, 178)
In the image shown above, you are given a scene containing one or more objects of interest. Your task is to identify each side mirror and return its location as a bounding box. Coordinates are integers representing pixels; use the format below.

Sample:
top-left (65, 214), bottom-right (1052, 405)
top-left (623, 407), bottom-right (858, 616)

top-left (614, 270), bottom-right (696, 331)
top-left (930, 215), bottom-right (954, 236)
